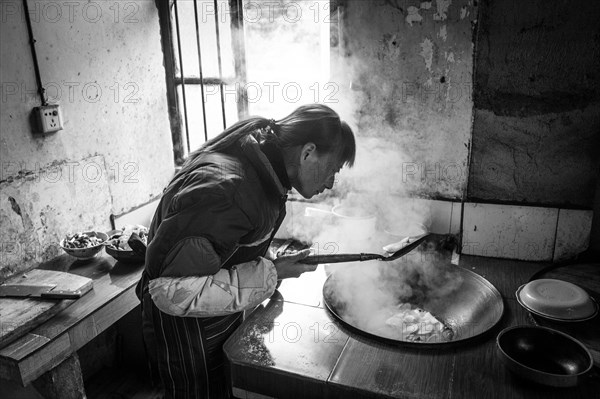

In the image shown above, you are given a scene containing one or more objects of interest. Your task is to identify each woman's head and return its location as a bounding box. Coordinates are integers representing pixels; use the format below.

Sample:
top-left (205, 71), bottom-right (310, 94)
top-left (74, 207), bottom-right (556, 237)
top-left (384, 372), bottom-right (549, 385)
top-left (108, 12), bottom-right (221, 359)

top-left (274, 104), bottom-right (356, 198)
top-left (178, 104), bottom-right (356, 198)
top-left (275, 104), bottom-right (355, 166)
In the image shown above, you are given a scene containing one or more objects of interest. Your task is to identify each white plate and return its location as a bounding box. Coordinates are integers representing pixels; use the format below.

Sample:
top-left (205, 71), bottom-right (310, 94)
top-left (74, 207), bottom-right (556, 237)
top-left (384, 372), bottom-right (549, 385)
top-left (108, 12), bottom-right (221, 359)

top-left (516, 279), bottom-right (598, 322)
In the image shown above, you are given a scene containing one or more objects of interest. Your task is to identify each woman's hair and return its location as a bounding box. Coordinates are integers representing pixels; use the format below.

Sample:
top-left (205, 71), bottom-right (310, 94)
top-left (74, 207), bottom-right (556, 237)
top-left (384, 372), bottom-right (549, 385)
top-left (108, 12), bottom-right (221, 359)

top-left (176, 104), bottom-right (356, 178)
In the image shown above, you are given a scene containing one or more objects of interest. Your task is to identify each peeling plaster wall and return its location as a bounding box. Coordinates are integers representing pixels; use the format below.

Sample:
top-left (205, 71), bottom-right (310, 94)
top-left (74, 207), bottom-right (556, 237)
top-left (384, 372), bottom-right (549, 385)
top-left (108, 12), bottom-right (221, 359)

top-left (334, 0), bottom-right (476, 199)
top-left (469, 0), bottom-right (600, 207)
top-left (0, 1), bottom-right (174, 279)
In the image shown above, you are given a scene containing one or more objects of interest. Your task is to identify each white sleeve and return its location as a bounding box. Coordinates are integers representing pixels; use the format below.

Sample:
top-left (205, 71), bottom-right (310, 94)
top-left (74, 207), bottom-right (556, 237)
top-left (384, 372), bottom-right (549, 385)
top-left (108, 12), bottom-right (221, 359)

top-left (148, 257), bottom-right (278, 317)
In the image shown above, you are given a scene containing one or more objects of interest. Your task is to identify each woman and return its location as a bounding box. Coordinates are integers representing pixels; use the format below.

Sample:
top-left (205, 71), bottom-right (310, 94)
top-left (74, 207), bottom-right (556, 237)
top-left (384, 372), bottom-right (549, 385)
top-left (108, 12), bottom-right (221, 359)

top-left (136, 104), bottom-right (356, 398)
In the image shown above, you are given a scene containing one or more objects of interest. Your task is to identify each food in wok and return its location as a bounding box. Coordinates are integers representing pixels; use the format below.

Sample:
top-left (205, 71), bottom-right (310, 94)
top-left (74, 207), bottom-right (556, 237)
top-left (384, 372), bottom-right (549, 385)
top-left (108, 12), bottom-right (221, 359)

top-left (385, 303), bottom-right (453, 343)
top-left (322, 241), bottom-right (504, 346)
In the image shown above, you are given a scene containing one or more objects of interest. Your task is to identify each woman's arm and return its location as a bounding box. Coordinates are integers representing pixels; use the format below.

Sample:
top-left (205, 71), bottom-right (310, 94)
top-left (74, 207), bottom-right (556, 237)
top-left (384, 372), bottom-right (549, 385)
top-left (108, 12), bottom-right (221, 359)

top-left (148, 249), bottom-right (277, 317)
top-left (148, 238), bottom-right (314, 317)
top-left (145, 161), bottom-right (281, 317)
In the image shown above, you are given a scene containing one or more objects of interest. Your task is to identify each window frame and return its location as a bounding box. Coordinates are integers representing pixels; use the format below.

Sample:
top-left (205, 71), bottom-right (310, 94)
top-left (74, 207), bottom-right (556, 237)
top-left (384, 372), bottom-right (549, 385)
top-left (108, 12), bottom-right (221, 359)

top-left (157, 0), bottom-right (248, 165)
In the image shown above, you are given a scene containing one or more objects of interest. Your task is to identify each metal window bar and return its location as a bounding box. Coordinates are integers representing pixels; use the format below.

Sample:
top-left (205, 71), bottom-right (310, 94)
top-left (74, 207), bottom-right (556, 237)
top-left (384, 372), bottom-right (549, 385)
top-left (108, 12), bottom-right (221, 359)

top-left (157, 0), bottom-right (183, 163)
top-left (192, 0), bottom-right (209, 142)
top-left (230, 0), bottom-right (248, 118)
top-left (213, 0), bottom-right (227, 130)
top-left (173, 0), bottom-right (191, 155)
top-left (165, 0), bottom-right (248, 159)
top-left (174, 77), bottom-right (235, 85)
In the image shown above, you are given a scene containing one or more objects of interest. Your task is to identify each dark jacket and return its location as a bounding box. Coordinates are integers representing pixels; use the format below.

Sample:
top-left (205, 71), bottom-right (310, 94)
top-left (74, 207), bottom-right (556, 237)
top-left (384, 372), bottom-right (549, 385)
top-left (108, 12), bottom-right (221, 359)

top-left (136, 131), bottom-right (289, 316)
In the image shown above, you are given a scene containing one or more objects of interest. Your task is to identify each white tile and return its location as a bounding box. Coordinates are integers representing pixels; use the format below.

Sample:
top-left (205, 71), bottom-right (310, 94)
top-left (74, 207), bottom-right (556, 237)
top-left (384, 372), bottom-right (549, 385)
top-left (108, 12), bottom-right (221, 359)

top-left (277, 198), bottom-right (453, 242)
top-left (450, 202), bottom-right (462, 235)
top-left (376, 197), bottom-right (428, 237)
top-left (378, 197), bottom-right (451, 235)
top-left (462, 203), bottom-right (558, 261)
top-left (275, 201), bottom-right (334, 240)
top-left (426, 199), bottom-right (453, 234)
top-left (553, 209), bottom-right (593, 262)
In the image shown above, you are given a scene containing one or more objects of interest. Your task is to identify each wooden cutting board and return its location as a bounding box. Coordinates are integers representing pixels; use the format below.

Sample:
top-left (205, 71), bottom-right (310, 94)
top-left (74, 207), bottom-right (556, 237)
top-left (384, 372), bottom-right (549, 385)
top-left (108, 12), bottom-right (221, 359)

top-left (0, 269), bottom-right (93, 349)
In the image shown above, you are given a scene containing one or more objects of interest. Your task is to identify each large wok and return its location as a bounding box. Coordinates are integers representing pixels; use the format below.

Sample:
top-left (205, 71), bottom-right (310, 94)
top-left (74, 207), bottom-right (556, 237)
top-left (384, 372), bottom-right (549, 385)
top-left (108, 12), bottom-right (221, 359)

top-left (323, 265), bottom-right (504, 345)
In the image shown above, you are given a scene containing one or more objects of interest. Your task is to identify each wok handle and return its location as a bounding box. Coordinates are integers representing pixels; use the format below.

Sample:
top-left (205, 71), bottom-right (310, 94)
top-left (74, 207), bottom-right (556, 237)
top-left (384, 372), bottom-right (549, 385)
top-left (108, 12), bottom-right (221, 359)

top-left (300, 253), bottom-right (383, 265)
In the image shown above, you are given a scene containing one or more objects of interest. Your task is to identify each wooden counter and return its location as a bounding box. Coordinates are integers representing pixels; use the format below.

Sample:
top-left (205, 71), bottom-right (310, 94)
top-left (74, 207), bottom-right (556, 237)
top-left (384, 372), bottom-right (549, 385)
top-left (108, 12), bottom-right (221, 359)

top-left (0, 253), bottom-right (143, 396)
top-left (224, 256), bottom-right (600, 399)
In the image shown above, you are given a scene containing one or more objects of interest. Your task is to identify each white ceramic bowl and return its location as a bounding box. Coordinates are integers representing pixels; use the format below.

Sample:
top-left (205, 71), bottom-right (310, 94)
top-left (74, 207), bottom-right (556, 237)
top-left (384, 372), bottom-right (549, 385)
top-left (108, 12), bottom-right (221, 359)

top-left (60, 231), bottom-right (107, 260)
top-left (516, 279), bottom-right (598, 322)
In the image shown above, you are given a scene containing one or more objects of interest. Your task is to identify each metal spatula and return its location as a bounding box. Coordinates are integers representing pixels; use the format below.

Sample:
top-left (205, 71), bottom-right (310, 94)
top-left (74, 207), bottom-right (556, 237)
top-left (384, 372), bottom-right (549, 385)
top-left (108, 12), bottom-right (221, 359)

top-left (300, 233), bottom-right (430, 265)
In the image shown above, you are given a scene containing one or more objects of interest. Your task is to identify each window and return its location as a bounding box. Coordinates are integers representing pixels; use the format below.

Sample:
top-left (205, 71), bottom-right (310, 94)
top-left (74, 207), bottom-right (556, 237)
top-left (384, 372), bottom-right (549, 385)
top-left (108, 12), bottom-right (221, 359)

top-left (159, 0), bottom-right (337, 165)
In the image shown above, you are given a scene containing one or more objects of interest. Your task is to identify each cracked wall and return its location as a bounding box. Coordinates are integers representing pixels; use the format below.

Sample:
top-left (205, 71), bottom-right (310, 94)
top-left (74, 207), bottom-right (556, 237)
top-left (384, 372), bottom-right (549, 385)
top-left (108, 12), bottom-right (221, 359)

top-left (333, 0), bottom-right (476, 199)
top-left (468, 0), bottom-right (600, 207)
top-left (0, 1), bottom-right (174, 279)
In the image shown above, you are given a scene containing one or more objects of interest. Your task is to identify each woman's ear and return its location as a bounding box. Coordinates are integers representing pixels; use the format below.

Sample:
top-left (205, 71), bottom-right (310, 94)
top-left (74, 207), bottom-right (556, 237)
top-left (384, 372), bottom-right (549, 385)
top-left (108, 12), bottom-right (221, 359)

top-left (301, 143), bottom-right (316, 161)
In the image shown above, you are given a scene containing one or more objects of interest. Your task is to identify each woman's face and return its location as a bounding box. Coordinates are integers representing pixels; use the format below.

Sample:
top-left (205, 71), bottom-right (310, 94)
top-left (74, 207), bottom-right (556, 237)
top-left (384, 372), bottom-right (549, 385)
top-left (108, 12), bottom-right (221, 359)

top-left (293, 143), bottom-right (343, 199)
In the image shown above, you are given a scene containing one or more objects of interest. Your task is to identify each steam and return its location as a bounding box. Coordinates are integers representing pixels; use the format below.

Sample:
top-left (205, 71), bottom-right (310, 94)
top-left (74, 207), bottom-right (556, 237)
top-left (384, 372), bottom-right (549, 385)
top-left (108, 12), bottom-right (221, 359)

top-left (231, 1), bottom-right (464, 340)
top-left (323, 245), bottom-right (464, 340)
top-left (279, 11), bottom-right (463, 340)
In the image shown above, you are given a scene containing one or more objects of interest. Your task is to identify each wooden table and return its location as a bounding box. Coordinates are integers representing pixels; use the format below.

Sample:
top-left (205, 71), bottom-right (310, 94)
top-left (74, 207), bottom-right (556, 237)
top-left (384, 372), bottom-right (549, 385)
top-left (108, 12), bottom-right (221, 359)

top-left (0, 254), bottom-right (143, 398)
top-left (224, 255), bottom-right (600, 399)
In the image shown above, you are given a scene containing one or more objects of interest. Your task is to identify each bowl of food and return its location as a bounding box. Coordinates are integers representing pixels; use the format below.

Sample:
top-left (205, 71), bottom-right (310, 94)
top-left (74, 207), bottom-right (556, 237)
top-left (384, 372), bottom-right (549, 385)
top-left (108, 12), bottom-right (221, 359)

top-left (516, 279), bottom-right (598, 322)
top-left (497, 325), bottom-right (593, 387)
top-left (60, 231), bottom-right (108, 259)
top-left (105, 225), bottom-right (148, 263)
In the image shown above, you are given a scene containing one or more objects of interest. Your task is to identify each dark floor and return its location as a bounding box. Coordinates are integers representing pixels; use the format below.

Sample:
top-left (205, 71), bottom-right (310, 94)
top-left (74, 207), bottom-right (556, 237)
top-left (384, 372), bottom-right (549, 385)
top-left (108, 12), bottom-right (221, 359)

top-left (0, 368), bottom-right (160, 399)
top-left (86, 367), bottom-right (163, 399)
top-left (86, 367), bottom-right (248, 399)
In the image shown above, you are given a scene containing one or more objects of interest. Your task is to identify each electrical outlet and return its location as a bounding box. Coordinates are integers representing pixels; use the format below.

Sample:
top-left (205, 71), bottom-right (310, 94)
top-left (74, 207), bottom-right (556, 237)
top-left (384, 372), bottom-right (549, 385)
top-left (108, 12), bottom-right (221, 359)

top-left (35, 104), bottom-right (63, 133)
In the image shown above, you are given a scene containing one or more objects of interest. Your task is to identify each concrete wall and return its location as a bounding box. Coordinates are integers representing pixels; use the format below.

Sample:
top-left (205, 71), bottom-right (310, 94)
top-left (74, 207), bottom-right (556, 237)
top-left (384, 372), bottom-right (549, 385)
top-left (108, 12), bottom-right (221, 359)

top-left (335, 0), bottom-right (599, 208)
top-left (0, 1), bottom-right (174, 279)
top-left (468, 0), bottom-right (600, 208)
top-left (334, 0), bottom-right (476, 199)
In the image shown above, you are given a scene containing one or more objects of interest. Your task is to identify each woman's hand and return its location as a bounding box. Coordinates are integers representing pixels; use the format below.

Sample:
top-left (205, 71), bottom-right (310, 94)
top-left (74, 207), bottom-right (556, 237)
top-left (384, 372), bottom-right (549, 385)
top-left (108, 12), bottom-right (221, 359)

top-left (273, 249), bottom-right (316, 279)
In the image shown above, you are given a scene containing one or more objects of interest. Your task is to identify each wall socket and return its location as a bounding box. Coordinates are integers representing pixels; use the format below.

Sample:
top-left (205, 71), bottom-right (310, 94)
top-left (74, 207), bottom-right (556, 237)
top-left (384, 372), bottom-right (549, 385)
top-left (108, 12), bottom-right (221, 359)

top-left (35, 104), bottom-right (63, 133)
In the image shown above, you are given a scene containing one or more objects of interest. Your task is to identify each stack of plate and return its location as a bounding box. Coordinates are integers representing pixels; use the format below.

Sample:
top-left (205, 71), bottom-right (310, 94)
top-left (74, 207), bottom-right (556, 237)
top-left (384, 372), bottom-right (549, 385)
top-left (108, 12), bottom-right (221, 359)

top-left (516, 279), bottom-right (598, 322)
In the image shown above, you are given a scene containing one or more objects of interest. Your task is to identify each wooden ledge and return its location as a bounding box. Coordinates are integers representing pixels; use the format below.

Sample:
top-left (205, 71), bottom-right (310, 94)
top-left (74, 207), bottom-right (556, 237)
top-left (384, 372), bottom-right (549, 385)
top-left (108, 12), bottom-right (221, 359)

top-left (0, 254), bottom-right (144, 386)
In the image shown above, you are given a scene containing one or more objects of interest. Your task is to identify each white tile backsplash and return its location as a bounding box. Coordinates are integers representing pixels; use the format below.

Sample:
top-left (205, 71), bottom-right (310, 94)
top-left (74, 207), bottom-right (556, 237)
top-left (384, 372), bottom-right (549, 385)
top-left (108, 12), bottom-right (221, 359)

top-left (450, 202), bottom-right (462, 235)
top-left (426, 200), bottom-right (453, 234)
top-left (276, 199), bottom-right (592, 263)
top-left (369, 197), bottom-right (452, 236)
top-left (553, 209), bottom-right (593, 262)
top-left (274, 201), bottom-right (335, 240)
top-left (462, 203), bottom-right (558, 261)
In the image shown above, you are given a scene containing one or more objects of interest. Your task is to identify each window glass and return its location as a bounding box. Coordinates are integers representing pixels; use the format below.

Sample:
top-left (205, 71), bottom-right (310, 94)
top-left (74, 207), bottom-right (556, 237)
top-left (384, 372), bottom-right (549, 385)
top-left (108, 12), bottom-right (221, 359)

top-left (177, 84), bottom-right (239, 152)
top-left (165, 0), bottom-right (333, 161)
top-left (243, 0), bottom-right (331, 117)
top-left (173, 0), bottom-right (234, 79)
